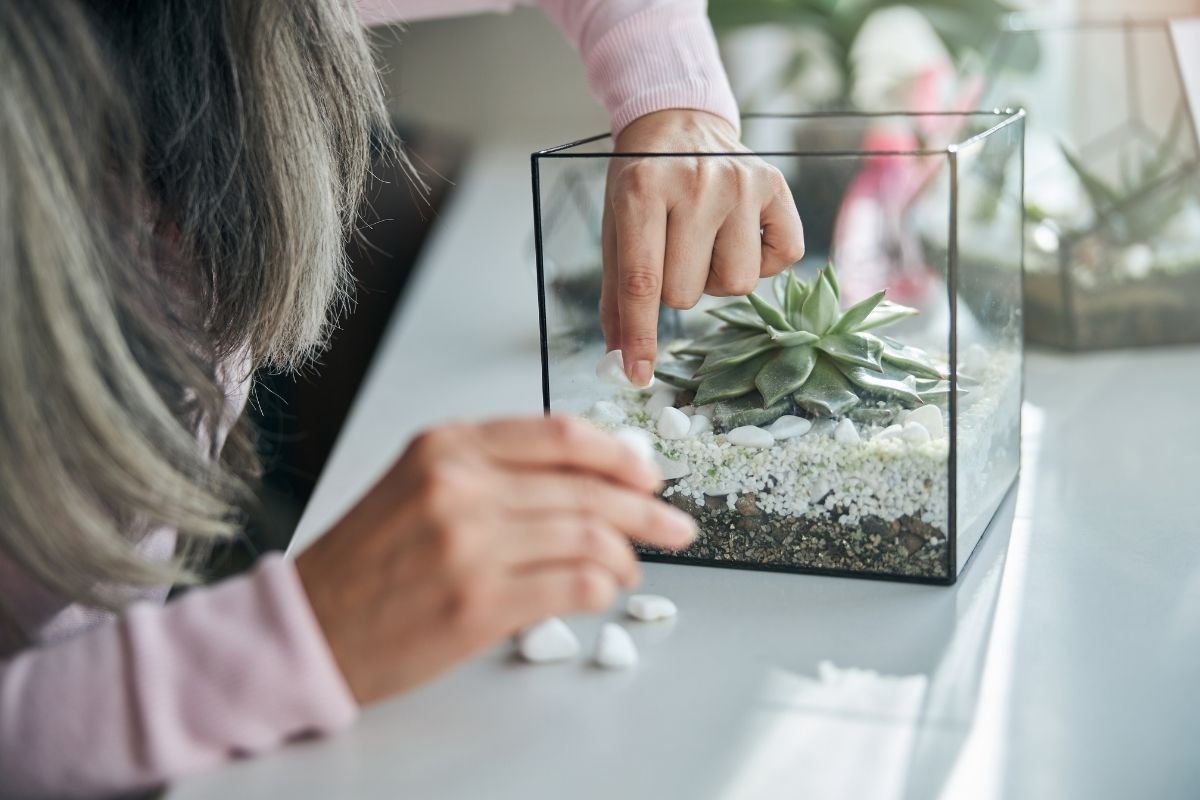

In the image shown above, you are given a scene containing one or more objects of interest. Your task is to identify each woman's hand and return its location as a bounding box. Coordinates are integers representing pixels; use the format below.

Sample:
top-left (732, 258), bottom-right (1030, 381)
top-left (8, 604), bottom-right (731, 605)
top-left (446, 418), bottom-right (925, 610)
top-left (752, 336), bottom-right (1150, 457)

top-left (295, 416), bottom-right (695, 704)
top-left (603, 109), bottom-right (806, 386)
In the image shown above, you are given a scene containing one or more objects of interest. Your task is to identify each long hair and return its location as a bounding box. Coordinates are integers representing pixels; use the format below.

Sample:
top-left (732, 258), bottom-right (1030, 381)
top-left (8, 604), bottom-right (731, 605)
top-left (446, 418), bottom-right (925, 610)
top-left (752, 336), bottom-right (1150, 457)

top-left (0, 0), bottom-right (405, 611)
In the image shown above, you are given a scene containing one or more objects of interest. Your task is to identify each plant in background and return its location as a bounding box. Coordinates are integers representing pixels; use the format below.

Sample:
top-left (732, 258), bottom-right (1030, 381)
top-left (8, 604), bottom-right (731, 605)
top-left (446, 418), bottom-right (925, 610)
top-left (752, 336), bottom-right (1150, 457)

top-left (708, 0), bottom-right (1036, 112)
top-left (656, 265), bottom-right (949, 428)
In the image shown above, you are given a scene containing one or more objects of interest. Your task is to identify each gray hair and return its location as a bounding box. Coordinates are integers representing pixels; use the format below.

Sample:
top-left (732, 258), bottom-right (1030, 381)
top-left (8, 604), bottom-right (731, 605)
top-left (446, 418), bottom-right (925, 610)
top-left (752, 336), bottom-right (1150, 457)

top-left (0, 0), bottom-right (410, 613)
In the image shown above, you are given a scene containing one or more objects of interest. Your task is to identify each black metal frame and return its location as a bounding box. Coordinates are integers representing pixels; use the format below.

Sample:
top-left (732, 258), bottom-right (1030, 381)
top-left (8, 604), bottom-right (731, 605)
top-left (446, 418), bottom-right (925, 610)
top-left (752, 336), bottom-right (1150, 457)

top-left (531, 110), bottom-right (1026, 586)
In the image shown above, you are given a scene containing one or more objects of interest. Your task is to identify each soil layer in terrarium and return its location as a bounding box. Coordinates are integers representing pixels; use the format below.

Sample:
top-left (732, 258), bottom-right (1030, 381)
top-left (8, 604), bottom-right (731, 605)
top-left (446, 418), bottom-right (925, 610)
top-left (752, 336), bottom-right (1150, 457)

top-left (640, 490), bottom-right (950, 580)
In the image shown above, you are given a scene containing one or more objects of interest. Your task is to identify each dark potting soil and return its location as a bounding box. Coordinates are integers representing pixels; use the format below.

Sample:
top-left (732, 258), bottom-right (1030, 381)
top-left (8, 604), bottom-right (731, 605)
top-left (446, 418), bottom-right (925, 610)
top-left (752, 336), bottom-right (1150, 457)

top-left (642, 490), bottom-right (951, 580)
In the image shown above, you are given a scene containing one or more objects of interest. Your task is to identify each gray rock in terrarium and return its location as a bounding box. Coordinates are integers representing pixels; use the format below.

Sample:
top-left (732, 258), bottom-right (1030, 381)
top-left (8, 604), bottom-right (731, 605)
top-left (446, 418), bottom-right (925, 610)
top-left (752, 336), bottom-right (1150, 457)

top-left (532, 112), bottom-right (1026, 583)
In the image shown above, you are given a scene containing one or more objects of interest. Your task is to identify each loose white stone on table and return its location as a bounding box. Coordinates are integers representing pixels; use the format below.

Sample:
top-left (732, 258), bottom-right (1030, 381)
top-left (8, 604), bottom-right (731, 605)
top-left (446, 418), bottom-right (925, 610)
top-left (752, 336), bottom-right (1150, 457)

top-left (517, 618), bottom-right (581, 663)
top-left (654, 452), bottom-right (691, 481)
top-left (657, 406), bottom-right (691, 440)
top-left (593, 623), bottom-right (638, 669)
top-left (687, 414), bottom-right (713, 437)
top-left (901, 421), bottom-right (932, 445)
top-left (874, 424), bottom-right (904, 441)
top-left (595, 349), bottom-right (655, 390)
top-left (727, 426), bottom-right (775, 448)
top-left (834, 417), bottom-right (860, 444)
top-left (625, 594), bottom-right (678, 622)
top-left (907, 404), bottom-right (945, 440)
top-left (768, 414), bottom-right (813, 440)
top-left (614, 427), bottom-right (657, 468)
top-left (645, 387), bottom-right (678, 417)
top-left (586, 400), bottom-right (626, 426)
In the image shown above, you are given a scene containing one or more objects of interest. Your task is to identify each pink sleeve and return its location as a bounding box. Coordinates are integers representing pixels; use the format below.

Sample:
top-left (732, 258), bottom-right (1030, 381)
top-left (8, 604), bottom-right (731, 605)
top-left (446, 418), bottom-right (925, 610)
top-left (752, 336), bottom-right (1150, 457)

top-left (0, 554), bottom-right (357, 799)
top-left (356, 0), bottom-right (740, 135)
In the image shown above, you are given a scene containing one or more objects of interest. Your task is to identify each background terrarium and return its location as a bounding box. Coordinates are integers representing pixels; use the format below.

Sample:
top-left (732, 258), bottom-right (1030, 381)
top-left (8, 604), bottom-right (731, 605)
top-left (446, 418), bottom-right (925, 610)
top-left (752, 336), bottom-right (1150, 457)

top-left (980, 19), bottom-right (1200, 349)
top-left (532, 111), bottom-right (1026, 584)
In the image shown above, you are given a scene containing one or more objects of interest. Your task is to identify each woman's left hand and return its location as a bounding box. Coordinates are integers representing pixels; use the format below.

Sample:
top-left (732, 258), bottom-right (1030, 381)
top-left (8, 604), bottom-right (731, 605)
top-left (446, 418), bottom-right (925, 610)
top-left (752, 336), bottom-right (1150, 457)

top-left (602, 109), bottom-right (807, 387)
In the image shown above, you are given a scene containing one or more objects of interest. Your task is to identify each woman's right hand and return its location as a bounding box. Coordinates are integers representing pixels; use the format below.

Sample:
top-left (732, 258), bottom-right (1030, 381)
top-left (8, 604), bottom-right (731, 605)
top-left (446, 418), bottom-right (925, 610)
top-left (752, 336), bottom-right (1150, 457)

top-left (295, 416), bottom-right (695, 704)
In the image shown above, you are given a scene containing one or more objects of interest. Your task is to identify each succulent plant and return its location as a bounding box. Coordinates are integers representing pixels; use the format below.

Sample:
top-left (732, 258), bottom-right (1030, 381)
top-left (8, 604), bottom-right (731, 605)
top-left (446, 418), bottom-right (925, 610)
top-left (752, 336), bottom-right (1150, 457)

top-left (655, 265), bottom-right (950, 429)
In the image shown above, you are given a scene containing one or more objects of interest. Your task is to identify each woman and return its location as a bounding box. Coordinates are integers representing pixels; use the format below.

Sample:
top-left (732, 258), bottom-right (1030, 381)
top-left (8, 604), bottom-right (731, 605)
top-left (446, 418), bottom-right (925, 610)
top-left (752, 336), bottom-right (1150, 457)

top-left (0, 1), bottom-right (804, 796)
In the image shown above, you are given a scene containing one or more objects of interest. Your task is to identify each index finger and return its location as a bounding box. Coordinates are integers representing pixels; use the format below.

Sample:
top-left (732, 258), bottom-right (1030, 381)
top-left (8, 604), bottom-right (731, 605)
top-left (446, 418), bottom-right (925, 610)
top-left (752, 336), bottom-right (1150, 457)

top-left (475, 416), bottom-right (662, 492)
top-left (612, 160), bottom-right (668, 388)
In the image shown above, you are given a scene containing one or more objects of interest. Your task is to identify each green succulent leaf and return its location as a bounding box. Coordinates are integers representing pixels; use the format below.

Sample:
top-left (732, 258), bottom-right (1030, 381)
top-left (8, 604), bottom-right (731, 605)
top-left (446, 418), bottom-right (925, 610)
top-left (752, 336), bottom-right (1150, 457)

top-left (786, 271), bottom-right (808, 328)
top-left (837, 364), bottom-right (923, 408)
top-left (799, 270), bottom-right (839, 334)
top-left (693, 352), bottom-right (773, 405)
top-left (674, 328), bottom-right (762, 358)
top-left (755, 345), bottom-right (818, 407)
top-left (792, 357), bottom-right (859, 417)
top-left (877, 336), bottom-right (948, 380)
top-left (821, 263), bottom-right (840, 299)
top-left (695, 336), bottom-right (776, 377)
top-left (815, 333), bottom-right (884, 371)
top-left (653, 358), bottom-right (702, 390)
top-left (855, 300), bottom-right (919, 332)
top-left (830, 290), bottom-right (886, 334)
top-left (768, 327), bottom-right (820, 348)
top-left (707, 302), bottom-right (770, 331)
top-left (748, 292), bottom-right (794, 332)
top-left (712, 395), bottom-right (792, 429)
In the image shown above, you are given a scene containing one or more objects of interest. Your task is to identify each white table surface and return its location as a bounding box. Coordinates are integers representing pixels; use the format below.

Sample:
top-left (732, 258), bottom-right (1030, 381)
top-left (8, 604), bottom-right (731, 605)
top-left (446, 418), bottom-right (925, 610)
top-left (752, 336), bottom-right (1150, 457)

top-left (170, 145), bottom-right (1200, 800)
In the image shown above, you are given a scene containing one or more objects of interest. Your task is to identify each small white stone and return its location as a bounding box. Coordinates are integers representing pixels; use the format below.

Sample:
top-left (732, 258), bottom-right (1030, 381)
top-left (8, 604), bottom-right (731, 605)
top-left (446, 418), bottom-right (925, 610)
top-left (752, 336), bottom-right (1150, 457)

top-left (654, 452), bottom-right (691, 481)
top-left (586, 400), bottom-right (626, 426)
top-left (1120, 243), bottom-right (1154, 279)
top-left (768, 415), bottom-right (813, 440)
top-left (595, 350), bottom-right (655, 390)
top-left (644, 387), bottom-right (678, 417)
top-left (834, 418), bottom-right (860, 444)
top-left (960, 343), bottom-right (990, 377)
top-left (809, 477), bottom-right (832, 503)
top-left (657, 406), bottom-right (691, 440)
top-left (692, 405), bottom-right (715, 420)
top-left (907, 404), bottom-right (945, 440)
top-left (518, 617), bottom-right (581, 663)
top-left (687, 414), bottom-right (713, 437)
top-left (593, 623), bottom-right (638, 669)
top-left (625, 594), bottom-right (678, 622)
top-left (726, 426), bottom-right (775, 448)
top-left (704, 484), bottom-right (741, 497)
top-left (874, 424), bottom-right (904, 441)
top-left (614, 427), bottom-right (657, 468)
top-left (677, 405), bottom-right (696, 417)
top-left (901, 421), bottom-right (931, 445)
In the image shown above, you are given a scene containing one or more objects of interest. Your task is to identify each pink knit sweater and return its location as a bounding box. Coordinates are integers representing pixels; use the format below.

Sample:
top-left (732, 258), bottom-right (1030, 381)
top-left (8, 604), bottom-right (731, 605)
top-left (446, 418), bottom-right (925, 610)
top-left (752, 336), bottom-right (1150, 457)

top-left (0, 2), bottom-right (736, 797)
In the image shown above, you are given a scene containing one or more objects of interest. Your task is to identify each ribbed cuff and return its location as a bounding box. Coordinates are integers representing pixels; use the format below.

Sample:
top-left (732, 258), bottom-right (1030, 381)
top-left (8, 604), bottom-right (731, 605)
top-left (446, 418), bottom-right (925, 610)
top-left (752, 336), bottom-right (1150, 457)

top-left (584, 5), bottom-right (741, 137)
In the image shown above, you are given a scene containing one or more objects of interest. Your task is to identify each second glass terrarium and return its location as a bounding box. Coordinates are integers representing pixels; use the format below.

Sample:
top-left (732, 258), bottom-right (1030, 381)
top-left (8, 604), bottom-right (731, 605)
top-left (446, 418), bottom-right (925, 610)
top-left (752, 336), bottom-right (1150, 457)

top-left (532, 112), bottom-right (1025, 584)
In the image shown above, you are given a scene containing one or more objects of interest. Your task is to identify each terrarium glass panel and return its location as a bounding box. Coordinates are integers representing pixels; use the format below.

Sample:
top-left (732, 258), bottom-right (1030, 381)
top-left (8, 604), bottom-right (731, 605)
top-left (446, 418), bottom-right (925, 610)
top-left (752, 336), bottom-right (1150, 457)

top-left (532, 112), bottom-right (1025, 584)
top-left (984, 21), bottom-right (1200, 349)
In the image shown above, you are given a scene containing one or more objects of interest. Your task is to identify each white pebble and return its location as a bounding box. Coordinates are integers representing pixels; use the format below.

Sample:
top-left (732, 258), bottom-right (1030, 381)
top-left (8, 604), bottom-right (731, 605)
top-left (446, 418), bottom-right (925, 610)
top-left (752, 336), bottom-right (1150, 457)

top-left (657, 406), bottom-right (691, 440)
top-left (704, 484), bottom-right (741, 497)
top-left (687, 414), bottom-right (713, 437)
top-left (654, 452), bottom-right (692, 481)
top-left (614, 427), bottom-right (657, 468)
top-left (518, 618), bottom-right (581, 663)
top-left (625, 594), bottom-right (678, 622)
top-left (874, 424), bottom-right (904, 441)
top-left (768, 415), bottom-right (813, 440)
top-left (645, 387), bottom-right (678, 417)
top-left (677, 405), bottom-right (696, 416)
top-left (586, 400), bottom-right (626, 426)
top-left (726, 426), bottom-right (775, 448)
top-left (834, 418), bottom-right (860, 444)
top-left (595, 350), bottom-right (655, 390)
top-left (960, 343), bottom-right (990, 377)
top-left (593, 623), bottom-right (638, 669)
top-left (692, 405), bottom-right (715, 420)
top-left (907, 405), bottom-right (945, 440)
top-left (901, 421), bottom-right (931, 445)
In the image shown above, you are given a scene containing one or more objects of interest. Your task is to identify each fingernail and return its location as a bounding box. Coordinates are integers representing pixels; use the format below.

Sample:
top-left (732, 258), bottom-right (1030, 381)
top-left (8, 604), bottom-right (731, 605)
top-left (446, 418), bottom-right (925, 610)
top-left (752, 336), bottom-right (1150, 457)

top-left (629, 359), bottom-right (654, 388)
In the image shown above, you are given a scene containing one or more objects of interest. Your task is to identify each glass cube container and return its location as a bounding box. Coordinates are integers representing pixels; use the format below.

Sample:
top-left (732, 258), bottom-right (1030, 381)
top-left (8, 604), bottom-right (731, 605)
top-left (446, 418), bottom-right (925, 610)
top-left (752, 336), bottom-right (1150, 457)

top-left (983, 20), bottom-right (1200, 349)
top-left (532, 111), bottom-right (1025, 583)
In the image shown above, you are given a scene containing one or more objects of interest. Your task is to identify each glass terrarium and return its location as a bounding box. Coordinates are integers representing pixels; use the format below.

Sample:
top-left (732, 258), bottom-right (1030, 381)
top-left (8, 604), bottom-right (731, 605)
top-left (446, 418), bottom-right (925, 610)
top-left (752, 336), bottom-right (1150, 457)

top-left (983, 20), bottom-right (1200, 349)
top-left (532, 111), bottom-right (1025, 584)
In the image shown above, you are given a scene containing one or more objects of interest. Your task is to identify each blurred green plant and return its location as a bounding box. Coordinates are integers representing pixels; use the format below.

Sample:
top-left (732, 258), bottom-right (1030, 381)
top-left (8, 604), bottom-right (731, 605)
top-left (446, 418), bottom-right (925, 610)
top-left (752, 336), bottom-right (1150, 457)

top-left (709, 0), bottom-right (1037, 110)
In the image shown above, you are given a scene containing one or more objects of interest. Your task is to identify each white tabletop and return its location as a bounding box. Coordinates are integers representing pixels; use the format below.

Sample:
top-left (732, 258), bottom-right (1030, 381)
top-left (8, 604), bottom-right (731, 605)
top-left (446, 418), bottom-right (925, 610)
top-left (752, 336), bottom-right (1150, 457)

top-left (169, 145), bottom-right (1200, 800)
